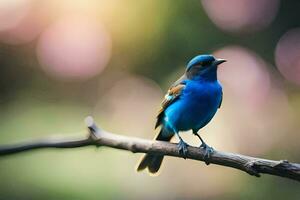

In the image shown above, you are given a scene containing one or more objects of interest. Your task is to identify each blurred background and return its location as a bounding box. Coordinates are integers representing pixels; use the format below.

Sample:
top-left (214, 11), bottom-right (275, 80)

top-left (0, 0), bottom-right (299, 199)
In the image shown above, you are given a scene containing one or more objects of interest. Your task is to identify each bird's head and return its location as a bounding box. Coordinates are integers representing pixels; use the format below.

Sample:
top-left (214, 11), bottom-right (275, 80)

top-left (186, 54), bottom-right (226, 81)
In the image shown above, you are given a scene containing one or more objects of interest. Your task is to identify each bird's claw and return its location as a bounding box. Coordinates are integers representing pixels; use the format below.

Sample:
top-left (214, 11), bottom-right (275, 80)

top-left (177, 140), bottom-right (188, 159)
top-left (200, 143), bottom-right (214, 165)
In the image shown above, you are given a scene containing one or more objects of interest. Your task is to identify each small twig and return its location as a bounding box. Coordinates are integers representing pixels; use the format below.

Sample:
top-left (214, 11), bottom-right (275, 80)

top-left (0, 117), bottom-right (299, 182)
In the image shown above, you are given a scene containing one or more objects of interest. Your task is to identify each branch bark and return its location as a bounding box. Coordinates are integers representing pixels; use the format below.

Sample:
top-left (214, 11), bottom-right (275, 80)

top-left (0, 117), bottom-right (299, 182)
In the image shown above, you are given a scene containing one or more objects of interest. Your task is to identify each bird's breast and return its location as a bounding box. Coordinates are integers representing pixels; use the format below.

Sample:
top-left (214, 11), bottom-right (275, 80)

top-left (183, 81), bottom-right (221, 114)
top-left (183, 80), bottom-right (221, 103)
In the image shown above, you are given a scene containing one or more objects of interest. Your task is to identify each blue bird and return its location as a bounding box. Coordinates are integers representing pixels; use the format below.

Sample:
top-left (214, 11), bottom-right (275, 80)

top-left (136, 54), bottom-right (226, 174)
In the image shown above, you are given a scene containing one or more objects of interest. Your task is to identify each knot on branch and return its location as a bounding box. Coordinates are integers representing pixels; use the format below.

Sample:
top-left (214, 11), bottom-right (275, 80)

top-left (244, 160), bottom-right (260, 177)
top-left (85, 116), bottom-right (102, 145)
top-left (273, 160), bottom-right (292, 172)
top-left (130, 143), bottom-right (138, 153)
top-left (275, 159), bottom-right (289, 167)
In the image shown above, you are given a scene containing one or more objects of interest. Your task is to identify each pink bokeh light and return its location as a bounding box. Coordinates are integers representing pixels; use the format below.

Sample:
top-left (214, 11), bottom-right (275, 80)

top-left (36, 16), bottom-right (111, 80)
top-left (214, 46), bottom-right (271, 110)
top-left (95, 74), bottom-right (163, 137)
top-left (214, 46), bottom-right (291, 155)
top-left (0, 7), bottom-right (46, 45)
top-left (201, 0), bottom-right (280, 33)
top-left (275, 28), bottom-right (300, 85)
top-left (0, 0), bottom-right (31, 32)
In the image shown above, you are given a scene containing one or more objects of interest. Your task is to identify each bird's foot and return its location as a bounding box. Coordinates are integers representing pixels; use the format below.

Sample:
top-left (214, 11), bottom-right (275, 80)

top-left (177, 139), bottom-right (188, 159)
top-left (200, 143), bottom-right (214, 165)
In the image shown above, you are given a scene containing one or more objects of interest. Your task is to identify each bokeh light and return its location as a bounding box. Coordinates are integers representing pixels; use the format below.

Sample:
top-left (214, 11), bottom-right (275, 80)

top-left (275, 28), bottom-right (300, 85)
top-left (212, 46), bottom-right (292, 154)
top-left (36, 16), bottom-right (111, 80)
top-left (0, 0), bottom-right (31, 32)
top-left (0, 7), bottom-right (45, 45)
top-left (201, 0), bottom-right (280, 33)
top-left (215, 46), bottom-right (271, 110)
top-left (94, 74), bottom-right (163, 137)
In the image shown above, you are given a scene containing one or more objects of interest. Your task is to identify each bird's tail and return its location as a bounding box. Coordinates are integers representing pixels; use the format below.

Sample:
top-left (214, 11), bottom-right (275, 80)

top-left (136, 128), bottom-right (172, 174)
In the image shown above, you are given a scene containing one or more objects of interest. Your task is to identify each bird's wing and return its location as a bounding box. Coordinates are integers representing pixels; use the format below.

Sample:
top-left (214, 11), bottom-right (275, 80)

top-left (218, 90), bottom-right (223, 108)
top-left (155, 75), bottom-right (187, 129)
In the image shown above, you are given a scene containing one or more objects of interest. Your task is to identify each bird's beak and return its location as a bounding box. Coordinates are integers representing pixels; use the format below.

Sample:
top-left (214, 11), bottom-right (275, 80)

top-left (214, 59), bottom-right (227, 66)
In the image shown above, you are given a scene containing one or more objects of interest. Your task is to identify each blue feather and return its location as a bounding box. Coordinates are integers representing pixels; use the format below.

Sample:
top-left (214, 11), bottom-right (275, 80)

top-left (137, 54), bottom-right (226, 173)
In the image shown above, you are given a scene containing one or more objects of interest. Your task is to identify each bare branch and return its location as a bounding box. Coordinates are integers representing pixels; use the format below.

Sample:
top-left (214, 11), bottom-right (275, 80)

top-left (0, 117), bottom-right (299, 182)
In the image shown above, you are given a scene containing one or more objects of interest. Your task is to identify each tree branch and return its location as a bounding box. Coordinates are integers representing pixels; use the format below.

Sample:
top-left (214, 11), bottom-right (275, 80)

top-left (0, 117), bottom-right (299, 182)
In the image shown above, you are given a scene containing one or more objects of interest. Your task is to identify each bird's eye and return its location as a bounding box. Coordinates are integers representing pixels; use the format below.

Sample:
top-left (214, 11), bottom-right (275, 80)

top-left (202, 59), bottom-right (214, 66)
top-left (199, 61), bottom-right (209, 66)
